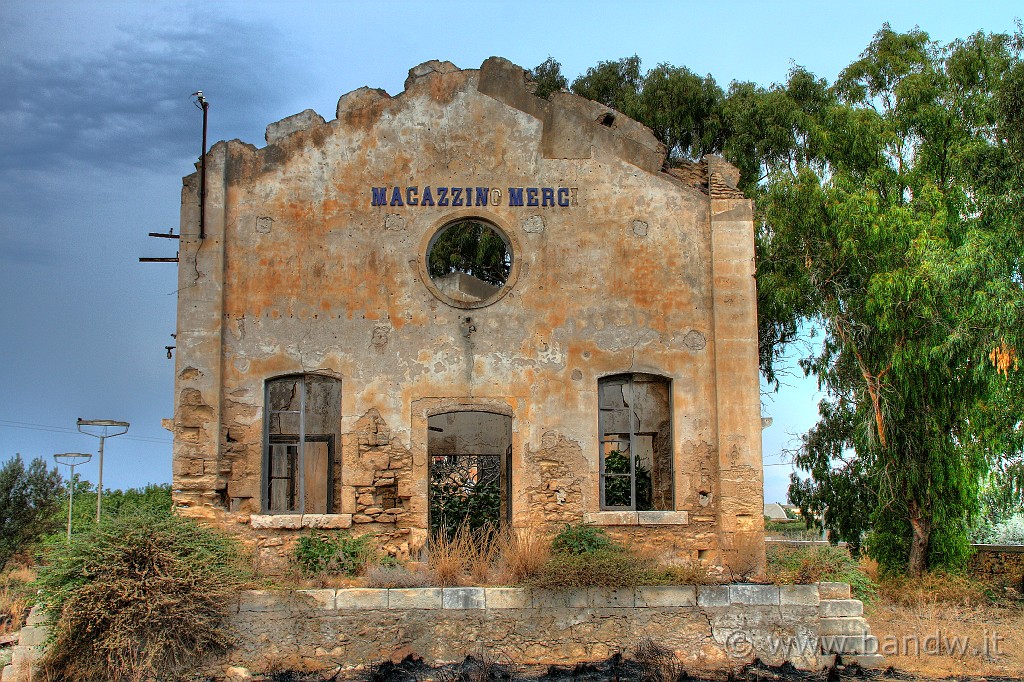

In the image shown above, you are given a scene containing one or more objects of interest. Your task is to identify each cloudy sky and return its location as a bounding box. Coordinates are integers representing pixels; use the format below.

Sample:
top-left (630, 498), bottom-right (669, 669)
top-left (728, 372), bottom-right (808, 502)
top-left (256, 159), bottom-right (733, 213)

top-left (1, 0), bottom-right (1019, 504)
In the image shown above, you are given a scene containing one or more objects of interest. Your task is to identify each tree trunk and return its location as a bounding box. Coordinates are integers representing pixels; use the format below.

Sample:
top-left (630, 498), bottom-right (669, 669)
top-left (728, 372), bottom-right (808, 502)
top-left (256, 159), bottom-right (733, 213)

top-left (907, 500), bottom-right (931, 576)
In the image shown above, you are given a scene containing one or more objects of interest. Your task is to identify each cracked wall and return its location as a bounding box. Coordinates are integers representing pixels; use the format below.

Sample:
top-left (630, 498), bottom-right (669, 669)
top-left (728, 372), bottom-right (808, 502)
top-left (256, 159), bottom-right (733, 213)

top-left (170, 58), bottom-right (764, 574)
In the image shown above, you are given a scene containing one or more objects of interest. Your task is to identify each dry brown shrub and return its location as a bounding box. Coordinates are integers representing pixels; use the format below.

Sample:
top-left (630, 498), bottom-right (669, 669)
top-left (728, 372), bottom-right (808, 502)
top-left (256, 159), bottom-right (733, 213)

top-left (632, 638), bottom-right (687, 682)
top-left (36, 510), bottom-right (251, 682)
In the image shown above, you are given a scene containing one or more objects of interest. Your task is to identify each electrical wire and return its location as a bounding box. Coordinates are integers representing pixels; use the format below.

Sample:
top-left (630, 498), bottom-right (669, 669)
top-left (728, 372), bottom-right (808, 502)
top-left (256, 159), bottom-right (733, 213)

top-left (0, 419), bottom-right (172, 444)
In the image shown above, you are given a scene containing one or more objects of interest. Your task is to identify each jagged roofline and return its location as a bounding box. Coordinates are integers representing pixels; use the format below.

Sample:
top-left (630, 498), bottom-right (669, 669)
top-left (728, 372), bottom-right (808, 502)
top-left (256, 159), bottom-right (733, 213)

top-left (200, 57), bottom-right (745, 198)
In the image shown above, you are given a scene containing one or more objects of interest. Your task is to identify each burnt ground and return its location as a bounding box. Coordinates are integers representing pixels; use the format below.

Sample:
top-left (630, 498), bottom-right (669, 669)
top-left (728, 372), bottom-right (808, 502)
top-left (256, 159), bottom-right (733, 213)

top-left (232, 653), bottom-right (1024, 682)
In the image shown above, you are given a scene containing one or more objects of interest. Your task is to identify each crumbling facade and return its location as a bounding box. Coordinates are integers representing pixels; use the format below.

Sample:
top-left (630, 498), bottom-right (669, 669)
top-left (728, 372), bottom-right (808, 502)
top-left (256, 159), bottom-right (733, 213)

top-left (171, 58), bottom-right (764, 573)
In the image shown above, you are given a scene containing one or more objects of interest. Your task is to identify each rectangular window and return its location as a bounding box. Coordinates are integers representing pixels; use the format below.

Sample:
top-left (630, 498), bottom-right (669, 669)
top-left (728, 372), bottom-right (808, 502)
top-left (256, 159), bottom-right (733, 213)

top-left (598, 374), bottom-right (673, 511)
top-left (263, 375), bottom-right (341, 514)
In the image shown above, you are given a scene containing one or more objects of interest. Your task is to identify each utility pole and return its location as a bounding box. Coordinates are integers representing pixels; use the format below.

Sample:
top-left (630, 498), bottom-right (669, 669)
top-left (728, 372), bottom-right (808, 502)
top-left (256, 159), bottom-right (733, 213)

top-left (53, 453), bottom-right (92, 540)
top-left (76, 419), bottom-right (130, 522)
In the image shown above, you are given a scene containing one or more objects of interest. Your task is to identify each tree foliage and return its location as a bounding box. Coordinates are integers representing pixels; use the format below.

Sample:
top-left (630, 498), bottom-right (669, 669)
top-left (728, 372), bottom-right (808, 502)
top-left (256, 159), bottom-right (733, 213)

top-left (527, 56), bottom-right (568, 99)
top-left (759, 26), bottom-right (1024, 574)
top-left (427, 220), bottom-right (511, 287)
top-left (0, 455), bottom-right (63, 568)
top-left (61, 481), bottom-right (173, 538)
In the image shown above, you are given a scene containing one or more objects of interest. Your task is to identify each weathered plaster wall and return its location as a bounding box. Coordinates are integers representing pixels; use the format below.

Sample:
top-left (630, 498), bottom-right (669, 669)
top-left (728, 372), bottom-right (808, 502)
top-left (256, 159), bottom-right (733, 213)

top-left (171, 57), bottom-right (764, 573)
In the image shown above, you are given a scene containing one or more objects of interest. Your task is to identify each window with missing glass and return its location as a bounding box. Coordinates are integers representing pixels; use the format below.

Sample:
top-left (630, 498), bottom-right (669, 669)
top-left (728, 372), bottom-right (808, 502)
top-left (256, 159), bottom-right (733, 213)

top-left (263, 374), bottom-right (341, 514)
top-left (598, 373), bottom-right (674, 511)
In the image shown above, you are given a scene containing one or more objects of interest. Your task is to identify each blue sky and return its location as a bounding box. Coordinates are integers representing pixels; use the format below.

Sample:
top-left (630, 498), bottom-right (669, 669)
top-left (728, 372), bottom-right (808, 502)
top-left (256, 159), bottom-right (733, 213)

top-left (1, 0), bottom-right (1020, 504)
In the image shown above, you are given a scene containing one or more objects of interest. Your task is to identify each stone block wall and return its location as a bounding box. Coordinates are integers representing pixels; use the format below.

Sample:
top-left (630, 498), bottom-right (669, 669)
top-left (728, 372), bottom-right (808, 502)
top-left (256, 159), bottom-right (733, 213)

top-left (216, 583), bottom-right (882, 674)
top-left (968, 544), bottom-right (1024, 587)
top-left (1, 607), bottom-right (48, 682)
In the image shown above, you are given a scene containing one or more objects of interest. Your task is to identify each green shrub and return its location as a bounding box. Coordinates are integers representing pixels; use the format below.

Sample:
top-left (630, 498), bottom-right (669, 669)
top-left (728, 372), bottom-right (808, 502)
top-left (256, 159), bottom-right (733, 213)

top-left (35, 507), bottom-right (251, 681)
top-left (766, 544), bottom-right (876, 602)
top-left (294, 531), bottom-right (376, 576)
top-left (550, 523), bottom-right (620, 555)
top-left (529, 548), bottom-right (659, 588)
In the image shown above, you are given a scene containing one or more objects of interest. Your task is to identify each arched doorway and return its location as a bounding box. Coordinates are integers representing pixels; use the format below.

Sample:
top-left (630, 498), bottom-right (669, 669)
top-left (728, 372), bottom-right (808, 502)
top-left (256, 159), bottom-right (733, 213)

top-left (427, 411), bottom-right (512, 536)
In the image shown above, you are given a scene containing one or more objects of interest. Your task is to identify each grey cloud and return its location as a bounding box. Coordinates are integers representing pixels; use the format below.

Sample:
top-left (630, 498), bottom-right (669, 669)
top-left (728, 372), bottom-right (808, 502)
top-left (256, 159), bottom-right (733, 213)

top-left (0, 13), bottom-right (304, 175)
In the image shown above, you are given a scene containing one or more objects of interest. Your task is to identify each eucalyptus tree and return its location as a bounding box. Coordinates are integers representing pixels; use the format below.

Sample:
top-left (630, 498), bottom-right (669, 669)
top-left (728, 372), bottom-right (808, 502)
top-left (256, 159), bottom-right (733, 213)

top-left (760, 26), bottom-right (1024, 574)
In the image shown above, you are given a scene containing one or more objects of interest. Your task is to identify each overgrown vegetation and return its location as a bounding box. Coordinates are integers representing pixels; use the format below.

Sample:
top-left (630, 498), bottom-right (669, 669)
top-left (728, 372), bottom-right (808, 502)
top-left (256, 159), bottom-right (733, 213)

top-left (35, 507), bottom-right (251, 682)
top-left (972, 512), bottom-right (1024, 545)
top-left (765, 544), bottom-right (876, 602)
top-left (763, 519), bottom-right (822, 540)
top-left (529, 524), bottom-right (714, 589)
top-left (294, 530), bottom-right (378, 577)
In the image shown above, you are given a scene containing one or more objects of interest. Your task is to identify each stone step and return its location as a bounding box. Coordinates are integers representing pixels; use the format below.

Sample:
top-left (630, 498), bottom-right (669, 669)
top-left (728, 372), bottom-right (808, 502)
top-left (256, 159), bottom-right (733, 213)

top-left (819, 616), bottom-right (869, 636)
top-left (16, 626), bottom-right (49, 647)
top-left (25, 606), bottom-right (47, 626)
top-left (819, 599), bottom-right (863, 617)
top-left (817, 582), bottom-right (852, 599)
top-left (820, 634), bottom-right (877, 654)
top-left (848, 653), bottom-right (886, 669)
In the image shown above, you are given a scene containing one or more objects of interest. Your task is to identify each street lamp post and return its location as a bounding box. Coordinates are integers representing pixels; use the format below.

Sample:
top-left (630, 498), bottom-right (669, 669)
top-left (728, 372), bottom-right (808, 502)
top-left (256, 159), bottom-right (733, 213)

top-left (76, 418), bottom-right (130, 522)
top-left (53, 453), bottom-right (92, 541)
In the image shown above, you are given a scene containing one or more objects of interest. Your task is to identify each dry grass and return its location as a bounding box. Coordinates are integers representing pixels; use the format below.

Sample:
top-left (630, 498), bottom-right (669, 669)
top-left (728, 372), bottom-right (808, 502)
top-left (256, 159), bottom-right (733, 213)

top-left (495, 528), bottom-right (550, 584)
top-left (868, 598), bottom-right (1024, 677)
top-left (428, 525), bottom-right (501, 587)
top-left (864, 567), bottom-right (1024, 678)
top-left (365, 564), bottom-right (434, 588)
top-left (0, 566), bottom-right (36, 635)
top-left (873, 569), bottom-right (993, 608)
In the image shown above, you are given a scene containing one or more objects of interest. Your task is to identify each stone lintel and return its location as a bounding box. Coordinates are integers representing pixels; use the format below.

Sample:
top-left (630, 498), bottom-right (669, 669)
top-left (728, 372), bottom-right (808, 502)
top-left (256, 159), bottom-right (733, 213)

top-left (249, 514), bottom-right (353, 529)
top-left (584, 511), bottom-right (690, 526)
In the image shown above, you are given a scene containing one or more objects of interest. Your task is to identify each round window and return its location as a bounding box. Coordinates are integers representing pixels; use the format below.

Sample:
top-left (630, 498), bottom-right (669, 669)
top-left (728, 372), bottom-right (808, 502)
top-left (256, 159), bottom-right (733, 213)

top-left (425, 219), bottom-right (513, 307)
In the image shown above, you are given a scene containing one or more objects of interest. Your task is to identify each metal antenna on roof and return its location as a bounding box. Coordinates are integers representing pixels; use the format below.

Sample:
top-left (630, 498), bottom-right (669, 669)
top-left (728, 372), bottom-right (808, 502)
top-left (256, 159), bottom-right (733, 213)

top-left (192, 91), bottom-right (209, 240)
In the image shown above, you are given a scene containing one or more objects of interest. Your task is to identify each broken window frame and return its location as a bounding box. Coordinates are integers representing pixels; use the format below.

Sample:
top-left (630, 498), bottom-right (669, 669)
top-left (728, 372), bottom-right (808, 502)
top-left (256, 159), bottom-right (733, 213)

top-left (598, 373), bottom-right (674, 511)
top-left (261, 374), bottom-right (341, 514)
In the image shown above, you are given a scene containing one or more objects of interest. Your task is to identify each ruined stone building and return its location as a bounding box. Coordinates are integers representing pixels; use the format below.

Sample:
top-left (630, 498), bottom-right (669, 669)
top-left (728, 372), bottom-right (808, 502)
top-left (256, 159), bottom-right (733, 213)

top-left (171, 58), bottom-right (765, 573)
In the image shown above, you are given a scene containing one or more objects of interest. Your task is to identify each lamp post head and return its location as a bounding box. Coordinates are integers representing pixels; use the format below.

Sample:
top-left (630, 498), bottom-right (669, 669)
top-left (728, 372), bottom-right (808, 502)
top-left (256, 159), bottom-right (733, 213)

top-left (77, 418), bottom-right (130, 437)
top-left (54, 453), bottom-right (92, 467)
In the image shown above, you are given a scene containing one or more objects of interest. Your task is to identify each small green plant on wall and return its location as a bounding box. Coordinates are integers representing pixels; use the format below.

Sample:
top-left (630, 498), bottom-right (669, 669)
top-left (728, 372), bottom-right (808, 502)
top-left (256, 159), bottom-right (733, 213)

top-left (294, 531), bottom-right (377, 576)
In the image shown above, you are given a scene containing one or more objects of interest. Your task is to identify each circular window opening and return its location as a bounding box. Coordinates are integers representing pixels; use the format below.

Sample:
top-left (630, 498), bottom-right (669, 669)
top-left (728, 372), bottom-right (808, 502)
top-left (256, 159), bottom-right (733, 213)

top-left (426, 219), bottom-right (513, 307)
